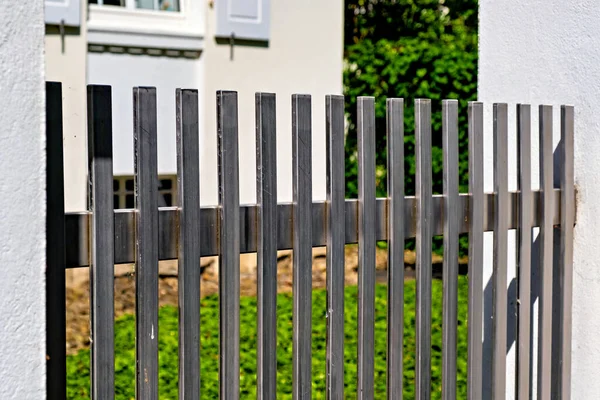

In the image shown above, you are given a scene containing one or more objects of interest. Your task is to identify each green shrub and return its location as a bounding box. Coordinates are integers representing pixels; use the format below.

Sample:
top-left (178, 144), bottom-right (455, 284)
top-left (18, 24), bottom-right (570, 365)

top-left (67, 277), bottom-right (469, 399)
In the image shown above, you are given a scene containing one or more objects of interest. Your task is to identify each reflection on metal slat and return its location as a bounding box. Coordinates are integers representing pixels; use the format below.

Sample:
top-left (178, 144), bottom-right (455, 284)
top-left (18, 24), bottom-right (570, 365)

top-left (256, 92), bottom-right (278, 400)
top-left (357, 97), bottom-right (376, 399)
top-left (467, 101), bottom-right (484, 400)
top-left (415, 98), bottom-right (433, 400)
top-left (64, 190), bottom-right (564, 268)
top-left (517, 104), bottom-right (533, 400)
top-left (133, 87), bottom-right (159, 400)
top-left (492, 103), bottom-right (508, 400)
top-left (386, 98), bottom-right (404, 400)
top-left (176, 89), bottom-right (201, 399)
top-left (538, 105), bottom-right (554, 400)
top-left (326, 94), bottom-right (345, 400)
top-left (217, 91), bottom-right (241, 400)
top-left (442, 100), bottom-right (459, 400)
top-left (292, 94), bottom-right (313, 400)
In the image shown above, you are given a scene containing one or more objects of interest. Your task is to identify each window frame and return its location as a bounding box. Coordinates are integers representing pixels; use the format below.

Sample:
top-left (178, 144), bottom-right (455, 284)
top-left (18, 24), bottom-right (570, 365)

top-left (87, 0), bottom-right (204, 51)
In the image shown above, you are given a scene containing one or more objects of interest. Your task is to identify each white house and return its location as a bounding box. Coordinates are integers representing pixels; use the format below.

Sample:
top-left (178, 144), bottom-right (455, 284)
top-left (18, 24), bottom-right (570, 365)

top-left (45, 0), bottom-right (344, 212)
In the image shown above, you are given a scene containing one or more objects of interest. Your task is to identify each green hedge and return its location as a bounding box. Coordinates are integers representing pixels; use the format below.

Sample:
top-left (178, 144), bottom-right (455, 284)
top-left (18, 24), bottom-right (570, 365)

top-left (67, 277), bottom-right (469, 399)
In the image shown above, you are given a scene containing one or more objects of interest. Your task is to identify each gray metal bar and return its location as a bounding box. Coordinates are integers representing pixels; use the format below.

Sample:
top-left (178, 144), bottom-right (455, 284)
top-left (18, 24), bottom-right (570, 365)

top-left (217, 91), bottom-right (241, 400)
top-left (467, 102), bottom-right (484, 400)
top-left (46, 81), bottom-right (66, 400)
top-left (357, 97), bottom-right (376, 400)
top-left (492, 103), bottom-right (509, 400)
top-left (256, 92), bottom-right (278, 400)
top-left (134, 87), bottom-right (159, 400)
top-left (442, 100), bottom-right (459, 400)
top-left (176, 89), bottom-right (201, 400)
top-left (64, 190), bottom-right (564, 268)
top-left (558, 105), bottom-right (575, 400)
top-left (538, 105), bottom-right (553, 400)
top-left (517, 104), bottom-right (532, 400)
top-left (416, 98), bottom-right (433, 400)
top-left (326, 94), bottom-right (345, 400)
top-left (87, 85), bottom-right (115, 400)
top-left (386, 98), bottom-right (404, 400)
top-left (292, 94), bottom-right (313, 400)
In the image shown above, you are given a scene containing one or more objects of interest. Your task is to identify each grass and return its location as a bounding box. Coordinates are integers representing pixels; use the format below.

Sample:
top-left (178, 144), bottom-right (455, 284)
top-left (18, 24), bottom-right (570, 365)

top-left (67, 276), bottom-right (469, 399)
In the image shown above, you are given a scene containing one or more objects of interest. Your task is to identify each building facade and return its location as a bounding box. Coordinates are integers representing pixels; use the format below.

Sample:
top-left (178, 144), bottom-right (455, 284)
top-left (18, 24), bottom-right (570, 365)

top-left (45, 0), bottom-right (344, 211)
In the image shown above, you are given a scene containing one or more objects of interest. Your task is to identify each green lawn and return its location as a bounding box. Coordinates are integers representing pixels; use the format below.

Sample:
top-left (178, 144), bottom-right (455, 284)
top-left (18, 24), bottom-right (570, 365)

top-left (67, 276), bottom-right (469, 399)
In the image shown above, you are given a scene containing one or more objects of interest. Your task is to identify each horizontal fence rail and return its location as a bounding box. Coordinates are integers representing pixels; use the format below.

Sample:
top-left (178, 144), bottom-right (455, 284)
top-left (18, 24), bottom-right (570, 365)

top-left (46, 82), bottom-right (576, 400)
top-left (63, 191), bottom-right (564, 268)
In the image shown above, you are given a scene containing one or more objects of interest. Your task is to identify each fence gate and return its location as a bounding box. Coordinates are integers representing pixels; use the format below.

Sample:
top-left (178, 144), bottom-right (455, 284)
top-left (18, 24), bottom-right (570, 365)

top-left (45, 82), bottom-right (575, 399)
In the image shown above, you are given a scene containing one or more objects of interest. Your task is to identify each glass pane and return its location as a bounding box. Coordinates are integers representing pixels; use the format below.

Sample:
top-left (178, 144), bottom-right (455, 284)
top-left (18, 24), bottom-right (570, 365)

top-left (136, 0), bottom-right (155, 10)
top-left (113, 179), bottom-right (119, 191)
top-left (125, 179), bottom-right (134, 191)
top-left (163, 193), bottom-right (173, 207)
top-left (159, 179), bottom-right (172, 190)
top-left (101, 0), bottom-right (125, 6)
top-left (159, 0), bottom-right (179, 11)
top-left (125, 194), bottom-right (134, 209)
top-left (113, 195), bottom-right (120, 209)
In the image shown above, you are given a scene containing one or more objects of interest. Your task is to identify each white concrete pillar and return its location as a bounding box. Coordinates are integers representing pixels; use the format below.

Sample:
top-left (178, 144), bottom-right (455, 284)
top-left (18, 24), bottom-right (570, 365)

top-left (479, 1), bottom-right (599, 398)
top-left (0, 0), bottom-right (46, 398)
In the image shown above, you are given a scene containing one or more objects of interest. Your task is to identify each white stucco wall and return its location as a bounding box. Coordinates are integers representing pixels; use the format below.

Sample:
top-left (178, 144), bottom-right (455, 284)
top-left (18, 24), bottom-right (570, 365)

top-left (479, 1), bottom-right (596, 398)
top-left (204, 0), bottom-right (344, 204)
top-left (0, 0), bottom-right (46, 398)
top-left (45, 5), bottom-right (88, 212)
top-left (88, 52), bottom-right (204, 179)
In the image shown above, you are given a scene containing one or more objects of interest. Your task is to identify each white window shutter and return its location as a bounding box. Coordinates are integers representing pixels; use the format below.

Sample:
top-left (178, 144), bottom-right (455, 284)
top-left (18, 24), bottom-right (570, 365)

top-left (45, 0), bottom-right (81, 27)
top-left (216, 0), bottom-right (270, 42)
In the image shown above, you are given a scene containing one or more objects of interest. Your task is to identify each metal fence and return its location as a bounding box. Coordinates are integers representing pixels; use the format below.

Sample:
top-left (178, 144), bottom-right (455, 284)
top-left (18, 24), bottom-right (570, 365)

top-left (45, 82), bottom-right (575, 399)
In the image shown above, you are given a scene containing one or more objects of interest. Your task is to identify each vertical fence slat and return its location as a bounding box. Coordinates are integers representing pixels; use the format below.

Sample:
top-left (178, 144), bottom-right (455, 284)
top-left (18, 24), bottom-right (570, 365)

top-left (386, 98), bottom-right (405, 400)
top-left (416, 98), bottom-right (433, 400)
top-left (467, 102), bottom-right (484, 400)
top-left (538, 105), bottom-right (554, 400)
top-left (292, 94), bottom-right (313, 400)
top-left (88, 85), bottom-right (116, 400)
top-left (46, 81), bottom-right (66, 400)
top-left (256, 92), bottom-right (278, 400)
top-left (442, 100), bottom-right (459, 400)
top-left (326, 94), bottom-right (345, 400)
top-left (217, 91), bottom-right (241, 400)
top-left (517, 104), bottom-right (532, 400)
top-left (558, 105), bottom-right (575, 400)
top-left (492, 103), bottom-right (509, 400)
top-left (134, 87), bottom-right (159, 400)
top-left (357, 96), bottom-right (376, 399)
top-left (176, 89), bottom-right (201, 399)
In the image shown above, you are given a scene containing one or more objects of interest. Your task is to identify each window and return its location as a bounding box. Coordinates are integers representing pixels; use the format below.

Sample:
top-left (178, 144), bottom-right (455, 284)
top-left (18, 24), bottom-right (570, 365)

top-left (88, 0), bottom-right (180, 12)
top-left (87, 0), bottom-right (204, 51)
top-left (113, 175), bottom-right (177, 209)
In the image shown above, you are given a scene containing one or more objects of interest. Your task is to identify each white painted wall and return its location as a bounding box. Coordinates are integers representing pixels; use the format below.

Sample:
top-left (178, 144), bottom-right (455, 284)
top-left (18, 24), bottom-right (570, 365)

top-left (45, 4), bottom-right (88, 212)
top-left (204, 0), bottom-right (344, 205)
top-left (479, 1), bottom-right (595, 398)
top-left (0, 0), bottom-right (46, 397)
top-left (88, 52), bottom-right (204, 178)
